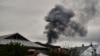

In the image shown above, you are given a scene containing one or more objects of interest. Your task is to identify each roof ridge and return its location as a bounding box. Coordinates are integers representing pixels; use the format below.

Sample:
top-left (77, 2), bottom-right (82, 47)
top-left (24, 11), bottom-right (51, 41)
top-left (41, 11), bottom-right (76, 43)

top-left (0, 33), bottom-right (21, 39)
top-left (0, 33), bottom-right (18, 36)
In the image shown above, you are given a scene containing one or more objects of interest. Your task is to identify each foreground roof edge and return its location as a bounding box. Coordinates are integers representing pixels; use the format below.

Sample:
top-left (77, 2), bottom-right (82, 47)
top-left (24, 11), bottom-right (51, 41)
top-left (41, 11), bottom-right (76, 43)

top-left (0, 33), bottom-right (30, 41)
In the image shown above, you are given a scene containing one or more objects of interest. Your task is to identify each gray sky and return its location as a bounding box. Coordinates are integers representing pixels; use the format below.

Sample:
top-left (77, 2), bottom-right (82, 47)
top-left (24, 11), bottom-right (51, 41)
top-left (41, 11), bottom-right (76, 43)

top-left (0, 0), bottom-right (100, 47)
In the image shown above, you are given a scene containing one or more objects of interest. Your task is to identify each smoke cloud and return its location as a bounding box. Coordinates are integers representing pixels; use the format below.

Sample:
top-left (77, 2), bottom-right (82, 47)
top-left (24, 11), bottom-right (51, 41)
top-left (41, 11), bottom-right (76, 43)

top-left (62, 0), bottom-right (98, 24)
top-left (44, 0), bottom-right (98, 44)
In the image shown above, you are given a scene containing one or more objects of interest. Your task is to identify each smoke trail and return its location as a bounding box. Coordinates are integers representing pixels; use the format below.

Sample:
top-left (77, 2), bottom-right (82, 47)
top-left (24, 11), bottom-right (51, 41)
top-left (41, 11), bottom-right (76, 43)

top-left (44, 0), bottom-right (98, 44)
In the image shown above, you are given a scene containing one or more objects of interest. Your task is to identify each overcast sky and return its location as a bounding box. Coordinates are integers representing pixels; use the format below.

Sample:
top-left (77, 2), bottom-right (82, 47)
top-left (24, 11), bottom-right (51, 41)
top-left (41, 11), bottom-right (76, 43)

top-left (0, 0), bottom-right (100, 47)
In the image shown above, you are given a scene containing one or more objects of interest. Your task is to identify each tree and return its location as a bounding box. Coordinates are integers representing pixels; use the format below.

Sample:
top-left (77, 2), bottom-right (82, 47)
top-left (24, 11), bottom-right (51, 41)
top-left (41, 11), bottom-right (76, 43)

top-left (0, 42), bottom-right (28, 56)
top-left (49, 52), bottom-right (67, 56)
top-left (70, 47), bottom-right (80, 56)
top-left (48, 49), bottom-right (68, 56)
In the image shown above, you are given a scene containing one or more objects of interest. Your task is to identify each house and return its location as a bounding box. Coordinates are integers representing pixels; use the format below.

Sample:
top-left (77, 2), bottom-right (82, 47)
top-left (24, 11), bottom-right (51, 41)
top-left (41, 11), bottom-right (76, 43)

top-left (70, 45), bottom-right (89, 56)
top-left (70, 44), bottom-right (100, 56)
top-left (35, 42), bottom-right (60, 53)
top-left (80, 44), bottom-right (100, 56)
top-left (35, 42), bottom-right (70, 56)
top-left (0, 33), bottom-right (48, 55)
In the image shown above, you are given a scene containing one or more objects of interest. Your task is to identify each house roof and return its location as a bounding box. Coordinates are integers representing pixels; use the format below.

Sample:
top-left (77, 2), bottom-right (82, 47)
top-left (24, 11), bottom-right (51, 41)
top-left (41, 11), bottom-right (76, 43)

top-left (34, 42), bottom-right (60, 48)
top-left (77, 46), bottom-right (89, 51)
top-left (76, 46), bottom-right (90, 55)
top-left (0, 33), bottom-right (15, 39)
top-left (0, 39), bottom-right (46, 48)
top-left (0, 33), bottom-right (29, 41)
top-left (0, 33), bottom-right (47, 48)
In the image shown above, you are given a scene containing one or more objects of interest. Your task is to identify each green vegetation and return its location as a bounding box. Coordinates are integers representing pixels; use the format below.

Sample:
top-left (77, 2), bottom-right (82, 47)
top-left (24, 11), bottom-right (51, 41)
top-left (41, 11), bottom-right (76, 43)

top-left (69, 47), bottom-right (80, 56)
top-left (48, 50), bottom-right (68, 56)
top-left (0, 42), bottom-right (28, 56)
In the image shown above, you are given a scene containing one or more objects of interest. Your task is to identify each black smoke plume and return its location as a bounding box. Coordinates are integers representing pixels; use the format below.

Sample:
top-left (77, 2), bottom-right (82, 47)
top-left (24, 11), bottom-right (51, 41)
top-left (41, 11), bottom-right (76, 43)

top-left (44, 5), bottom-right (87, 44)
top-left (62, 0), bottom-right (98, 24)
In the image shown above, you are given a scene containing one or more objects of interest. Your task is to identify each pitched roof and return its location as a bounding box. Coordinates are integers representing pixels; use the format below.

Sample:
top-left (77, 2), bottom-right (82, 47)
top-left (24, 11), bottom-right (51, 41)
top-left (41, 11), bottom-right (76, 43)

top-left (0, 39), bottom-right (46, 48)
top-left (0, 33), bottom-right (29, 41)
top-left (35, 42), bottom-right (60, 48)
top-left (0, 33), bottom-right (47, 49)
top-left (76, 46), bottom-right (90, 55)
top-left (0, 33), bottom-right (15, 39)
top-left (77, 46), bottom-right (89, 51)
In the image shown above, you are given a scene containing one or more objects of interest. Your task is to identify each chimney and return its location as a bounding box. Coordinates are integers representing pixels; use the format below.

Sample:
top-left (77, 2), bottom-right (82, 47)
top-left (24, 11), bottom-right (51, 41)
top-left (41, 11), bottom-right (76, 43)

top-left (90, 42), bottom-right (93, 47)
top-left (82, 44), bottom-right (84, 47)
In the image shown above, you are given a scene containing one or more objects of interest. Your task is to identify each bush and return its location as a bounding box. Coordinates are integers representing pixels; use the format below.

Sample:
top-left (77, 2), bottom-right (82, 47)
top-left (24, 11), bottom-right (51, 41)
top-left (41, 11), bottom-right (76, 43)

top-left (0, 42), bottom-right (28, 56)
